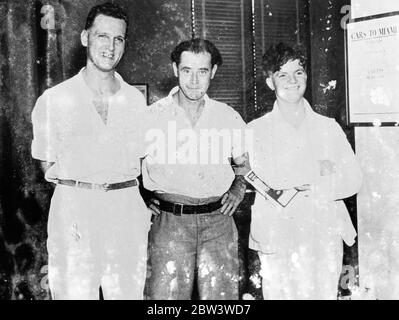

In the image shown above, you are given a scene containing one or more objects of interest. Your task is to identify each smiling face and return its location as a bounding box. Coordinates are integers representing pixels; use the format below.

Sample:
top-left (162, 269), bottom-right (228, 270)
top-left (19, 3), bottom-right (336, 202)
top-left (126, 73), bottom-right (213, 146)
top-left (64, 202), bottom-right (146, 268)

top-left (266, 59), bottom-right (307, 104)
top-left (81, 14), bottom-right (127, 72)
top-left (172, 51), bottom-right (217, 102)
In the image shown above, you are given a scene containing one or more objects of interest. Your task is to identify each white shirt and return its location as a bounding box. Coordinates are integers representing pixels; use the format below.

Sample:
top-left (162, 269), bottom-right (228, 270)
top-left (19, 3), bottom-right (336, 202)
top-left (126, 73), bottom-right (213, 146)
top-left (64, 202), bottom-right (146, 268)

top-left (31, 69), bottom-right (147, 183)
top-left (142, 86), bottom-right (247, 198)
top-left (247, 99), bottom-right (363, 253)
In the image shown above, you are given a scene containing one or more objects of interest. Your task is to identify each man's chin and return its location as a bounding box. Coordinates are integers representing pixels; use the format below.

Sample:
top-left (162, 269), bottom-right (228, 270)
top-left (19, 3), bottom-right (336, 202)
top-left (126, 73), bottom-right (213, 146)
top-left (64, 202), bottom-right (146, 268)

top-left (182, 91), bottom-right (205, 101)
top-left (93, 58), bottom-right (121, 72)
top-left (187, 95), bottom-right (204, 101)
top-left (283, 92), bottom-right (305, 102)
top-left (278, 95), bottom-right (303, 104)
top-left (96, 64), bottom-right (118, 73)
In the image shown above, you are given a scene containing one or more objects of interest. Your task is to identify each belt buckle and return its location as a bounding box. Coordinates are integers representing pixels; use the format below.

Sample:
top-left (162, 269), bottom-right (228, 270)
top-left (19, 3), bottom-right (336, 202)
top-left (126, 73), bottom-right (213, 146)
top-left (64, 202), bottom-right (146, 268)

top-left (101, 182), bottom-right (110, 192)
top-left (173, 203), bottom-right (184, 216)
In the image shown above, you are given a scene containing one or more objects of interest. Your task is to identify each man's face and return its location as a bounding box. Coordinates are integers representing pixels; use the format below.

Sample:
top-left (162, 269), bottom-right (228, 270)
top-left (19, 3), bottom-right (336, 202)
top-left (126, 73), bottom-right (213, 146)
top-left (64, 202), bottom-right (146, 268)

top-left (173, 51), bottom-right (217, 102)
top-left (266, 59), bottom-right (307, 104)
top-left (81, 14), bottom-right (127, 72)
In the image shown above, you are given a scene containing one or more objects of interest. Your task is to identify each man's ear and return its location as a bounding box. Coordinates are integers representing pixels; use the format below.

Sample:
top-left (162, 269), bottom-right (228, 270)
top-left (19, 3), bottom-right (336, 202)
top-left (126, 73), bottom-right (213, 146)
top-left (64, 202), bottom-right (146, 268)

top-left (172, 62), bottom-right (178, 77)
top-left (81, 30), bottom-right (88, 47)
top-left (210, 64), bottom-right (218, 79)
top-left (266, 76), bottom-right (275, 91)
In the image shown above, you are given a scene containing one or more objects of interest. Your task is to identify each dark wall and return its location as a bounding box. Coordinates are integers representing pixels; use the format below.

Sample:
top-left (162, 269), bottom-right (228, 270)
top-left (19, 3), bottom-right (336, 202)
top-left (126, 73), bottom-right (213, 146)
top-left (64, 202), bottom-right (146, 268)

top-left (309, 0), bottom-right (350, 126)
top-left (1, 0), bottom-right (50, 300)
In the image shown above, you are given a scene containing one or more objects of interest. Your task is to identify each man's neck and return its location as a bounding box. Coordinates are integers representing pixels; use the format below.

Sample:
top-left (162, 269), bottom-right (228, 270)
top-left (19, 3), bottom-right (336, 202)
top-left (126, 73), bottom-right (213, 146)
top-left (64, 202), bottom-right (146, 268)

top-left (175, 90), bottom-right (205, 113)
top-left (83, 63), bottom-right (119, 96)
top-left (173, 90), bottom-right (205, 127)
top-left (277, 98), bottom-right (306, 129)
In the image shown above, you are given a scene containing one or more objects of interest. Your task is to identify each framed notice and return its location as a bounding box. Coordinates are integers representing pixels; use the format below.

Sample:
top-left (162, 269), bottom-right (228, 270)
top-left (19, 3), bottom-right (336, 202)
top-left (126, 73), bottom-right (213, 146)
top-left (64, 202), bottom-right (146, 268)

top-left (346, 13), bottom-right (399, 125)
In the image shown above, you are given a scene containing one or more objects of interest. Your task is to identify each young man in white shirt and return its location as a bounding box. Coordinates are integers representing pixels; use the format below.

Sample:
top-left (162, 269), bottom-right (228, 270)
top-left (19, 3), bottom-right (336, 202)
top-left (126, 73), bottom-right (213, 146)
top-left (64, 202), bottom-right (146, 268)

top-left (247, 42), bottom-right (363, 299)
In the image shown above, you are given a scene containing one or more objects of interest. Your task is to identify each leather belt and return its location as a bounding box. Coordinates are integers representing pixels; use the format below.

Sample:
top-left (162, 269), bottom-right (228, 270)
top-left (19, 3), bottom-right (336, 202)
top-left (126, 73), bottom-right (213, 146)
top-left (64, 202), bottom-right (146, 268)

top-left (157, 198), bottom-right (222, 216)
top-left (54, 178), bottom-right (138, 192)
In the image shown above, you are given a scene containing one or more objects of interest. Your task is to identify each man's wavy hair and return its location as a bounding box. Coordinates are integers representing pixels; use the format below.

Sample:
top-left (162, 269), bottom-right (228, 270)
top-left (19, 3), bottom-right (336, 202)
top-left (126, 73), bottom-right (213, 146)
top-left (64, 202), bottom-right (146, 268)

top-left (171, 38), bottom-right (223, 68)
top-left (85, 2), bottom-right (129, 38)
top-left (262, 42), bottom-right (307, 76)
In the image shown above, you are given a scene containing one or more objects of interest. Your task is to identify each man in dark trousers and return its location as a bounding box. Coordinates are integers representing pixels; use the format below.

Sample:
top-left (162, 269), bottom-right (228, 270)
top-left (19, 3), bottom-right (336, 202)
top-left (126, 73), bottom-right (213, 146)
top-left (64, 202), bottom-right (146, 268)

top-left (143, 38), bottom-right (249, 300)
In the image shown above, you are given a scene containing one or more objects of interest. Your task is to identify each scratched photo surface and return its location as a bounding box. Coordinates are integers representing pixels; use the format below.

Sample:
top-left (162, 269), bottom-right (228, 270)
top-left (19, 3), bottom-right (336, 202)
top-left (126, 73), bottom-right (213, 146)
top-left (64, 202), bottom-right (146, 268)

top-left (1, 0), bottom-right (398, 300)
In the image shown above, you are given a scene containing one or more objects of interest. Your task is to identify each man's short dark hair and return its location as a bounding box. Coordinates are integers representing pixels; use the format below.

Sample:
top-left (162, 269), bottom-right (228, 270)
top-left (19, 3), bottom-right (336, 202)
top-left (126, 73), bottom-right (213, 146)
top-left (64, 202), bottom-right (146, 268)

top-left (85, 2), bottom-right (129, 37)
top-left (262, 42), bottom-right (307, 75)
top-left (171, 38), bottom-right (223, 67)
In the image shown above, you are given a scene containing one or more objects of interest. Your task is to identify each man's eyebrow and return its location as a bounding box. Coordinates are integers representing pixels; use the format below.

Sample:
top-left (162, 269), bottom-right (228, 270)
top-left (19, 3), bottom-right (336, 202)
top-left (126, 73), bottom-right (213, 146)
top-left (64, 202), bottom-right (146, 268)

top-left (93, 31), bottom-right (125, 39)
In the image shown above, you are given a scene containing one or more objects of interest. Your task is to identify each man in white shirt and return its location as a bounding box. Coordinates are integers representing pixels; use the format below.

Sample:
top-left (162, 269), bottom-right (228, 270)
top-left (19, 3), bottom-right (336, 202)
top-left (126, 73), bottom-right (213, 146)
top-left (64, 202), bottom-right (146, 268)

top-left (142, 38), bottom-right (249, 300)
top-left (31, 2), bottom-right (150, 299)
top-left (247, 43), bottom-right (363, 299)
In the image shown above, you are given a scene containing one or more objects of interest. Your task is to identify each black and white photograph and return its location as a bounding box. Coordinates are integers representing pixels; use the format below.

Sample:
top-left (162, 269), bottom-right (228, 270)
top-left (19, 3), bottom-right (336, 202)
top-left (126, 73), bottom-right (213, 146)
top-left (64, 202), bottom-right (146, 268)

top-left (0, 0), bottom-right (399, 307)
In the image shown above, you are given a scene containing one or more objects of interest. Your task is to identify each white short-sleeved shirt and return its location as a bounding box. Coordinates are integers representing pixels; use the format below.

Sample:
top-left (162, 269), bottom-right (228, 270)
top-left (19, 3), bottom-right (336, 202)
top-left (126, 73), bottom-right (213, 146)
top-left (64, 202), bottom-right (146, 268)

top-left (31, 69), bottom-right (147, 183)
top-left (247, 99), bottom-right (363, 254)
top-left (142, 86), bottom-right (247, 198)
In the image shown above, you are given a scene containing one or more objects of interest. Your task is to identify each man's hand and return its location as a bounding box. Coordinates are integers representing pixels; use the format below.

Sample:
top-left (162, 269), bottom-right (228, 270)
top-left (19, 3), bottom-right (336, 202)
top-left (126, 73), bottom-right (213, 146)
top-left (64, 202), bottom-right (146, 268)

top-left (220, 176), bottom-right (246, 216)
top-left (147, 198), bottom-right (161, 216)
top-left (295, 184), bottom-right (312, 197)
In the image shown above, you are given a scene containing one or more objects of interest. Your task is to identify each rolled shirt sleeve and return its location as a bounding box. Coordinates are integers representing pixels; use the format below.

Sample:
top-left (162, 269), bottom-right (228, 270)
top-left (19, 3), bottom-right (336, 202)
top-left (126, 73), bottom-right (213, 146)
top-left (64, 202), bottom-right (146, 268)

top-left (229, 110), bottom-right (251, 176)
top-left (230, 110), bottom-right (248, 160)
top-left (31, 92), bottom-right (59, 162)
